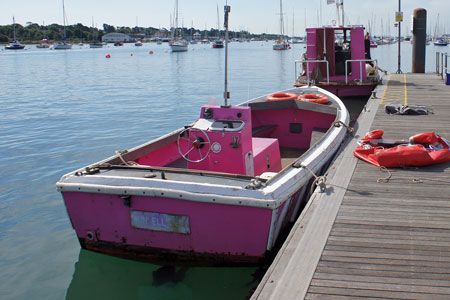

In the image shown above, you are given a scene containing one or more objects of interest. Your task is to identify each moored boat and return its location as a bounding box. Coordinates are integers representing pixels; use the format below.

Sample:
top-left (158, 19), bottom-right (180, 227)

top-left (53, 0), bottom-right (72, 50)
top-left (294, 1), bottom-right (381, 97)
top-left (57, 86), bottom-right (350, 264)
top-left (169, 0), bottom-right (188, 52)
top-left (5, 17), bottom-right (25, 50)
top-left (433, 39), bottom-right (448, 46)
top-left (294, 25), bottom-right (381, 97)
top-left (272, 0), bottom-right (290, 50)
top-left (57, 4), bottom-right (350, 266)
top-left (5, 41), bottom-right (25, 50)
top-left (212, 39), bottom-right (224, 48)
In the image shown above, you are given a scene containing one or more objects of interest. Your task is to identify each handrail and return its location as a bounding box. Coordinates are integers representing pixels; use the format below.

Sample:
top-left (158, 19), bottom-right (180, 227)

top-left (344, 59), bottom-right (378, 83)
top-left (436, 52), bottom-right (448, 80)
top-left (295, 60), bottom-right (330, 84)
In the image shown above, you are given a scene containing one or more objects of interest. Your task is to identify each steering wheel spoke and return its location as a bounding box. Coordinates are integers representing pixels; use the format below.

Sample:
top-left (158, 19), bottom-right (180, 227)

top-left (177, 127), bottom-right (211, 163)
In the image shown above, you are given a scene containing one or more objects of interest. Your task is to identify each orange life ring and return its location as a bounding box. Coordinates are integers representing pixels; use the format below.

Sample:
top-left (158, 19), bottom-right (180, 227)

top-left (297, 94), bottom-right (329, 104)
top-left (266, 92), bottom-right (298, 101)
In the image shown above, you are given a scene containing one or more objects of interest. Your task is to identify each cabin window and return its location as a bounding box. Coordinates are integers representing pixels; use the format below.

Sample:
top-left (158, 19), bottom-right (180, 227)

top-left (289, 123), bottom-right (303, 134)
top-left (210, 120), bottom-right (245, 132)
top-left (334, 29), bottom-right (352, 76)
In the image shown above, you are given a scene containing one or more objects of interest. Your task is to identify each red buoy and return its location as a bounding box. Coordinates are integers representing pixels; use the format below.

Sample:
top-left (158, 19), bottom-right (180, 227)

top-left (149, 51), bottom-right (154, 54)
top-left (106, 54), bottom-right (111, 58)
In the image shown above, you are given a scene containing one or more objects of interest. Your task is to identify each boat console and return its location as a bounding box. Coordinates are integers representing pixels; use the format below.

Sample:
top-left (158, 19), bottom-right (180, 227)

top-left (178, 105), bottom-right (282, 176)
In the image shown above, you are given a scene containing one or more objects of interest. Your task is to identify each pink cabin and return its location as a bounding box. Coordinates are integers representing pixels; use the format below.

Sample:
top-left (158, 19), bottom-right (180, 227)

top-left (295, 26), bottom-right (381, 98)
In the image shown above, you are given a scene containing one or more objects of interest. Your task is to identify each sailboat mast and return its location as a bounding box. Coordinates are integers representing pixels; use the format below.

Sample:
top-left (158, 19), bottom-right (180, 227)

top-left (279, 0), bottom-right (284, 39)
top-left (62, 0), bottom-right (66, 38)
top-left (12, 16), bottom-right (16, 41)
top-left (175, 0), bottom-right (179, 39)
top-left (217, 4), bottom-right (221, 39)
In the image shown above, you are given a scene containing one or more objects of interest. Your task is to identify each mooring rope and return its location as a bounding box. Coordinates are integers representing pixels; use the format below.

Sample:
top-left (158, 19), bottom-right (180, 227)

top-left (377, 166), bottom-right (450, 184)
top-left (297, 163), bottom-right (327, 193)
top-left (115, 150), bottom-right (139, 166)
top-left (333, 120), bottom-right (355, 136)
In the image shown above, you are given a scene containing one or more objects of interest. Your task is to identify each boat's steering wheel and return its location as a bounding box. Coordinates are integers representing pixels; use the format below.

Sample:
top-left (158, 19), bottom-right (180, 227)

top-left (177, 127), bottom-right (211, 163)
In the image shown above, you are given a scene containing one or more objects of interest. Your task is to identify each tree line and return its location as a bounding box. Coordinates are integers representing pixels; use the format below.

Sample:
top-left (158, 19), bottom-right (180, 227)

top-left (0, 22), bottom-right (279, 43)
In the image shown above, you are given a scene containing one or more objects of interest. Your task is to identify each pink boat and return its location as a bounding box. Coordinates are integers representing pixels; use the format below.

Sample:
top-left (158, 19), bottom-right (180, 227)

top-left (294, 25), bottom-right (382, 97)
top-left (57, 86), bottom-right (349, 265)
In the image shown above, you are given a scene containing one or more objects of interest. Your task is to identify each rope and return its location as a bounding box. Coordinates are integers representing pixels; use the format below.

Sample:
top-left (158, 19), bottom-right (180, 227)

top-left (377, 166), bottom-right (450, 184)
top-left (298, 163), bottom-right (327, 193)
top-left (115, 150), bottom-right (139, 166)
top-left (333, 121), bottom-right (354, 136)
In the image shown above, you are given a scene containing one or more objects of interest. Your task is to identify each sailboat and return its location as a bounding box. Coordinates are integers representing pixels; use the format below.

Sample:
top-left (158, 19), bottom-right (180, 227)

top-left (54, 0), bottom-right (72, 50)
top-left (273, 0), bottom-right (290, 50)
top-left (89, 18), bottom-right (103, 48)
top-left (213, 4), bottom-right (224, 48)
top-left (5, 17), bottom-right (25, 50)
top-left (169, 0), bottom-right (188, 52)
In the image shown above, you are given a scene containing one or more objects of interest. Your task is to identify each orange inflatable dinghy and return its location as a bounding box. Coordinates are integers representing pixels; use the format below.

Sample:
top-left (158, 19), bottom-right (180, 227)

top-left (354, 130), bottom-right (450, 167)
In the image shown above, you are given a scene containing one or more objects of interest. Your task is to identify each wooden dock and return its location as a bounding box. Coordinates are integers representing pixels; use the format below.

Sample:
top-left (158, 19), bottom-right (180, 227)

top-left (252, 73), bottom-right (450, 299)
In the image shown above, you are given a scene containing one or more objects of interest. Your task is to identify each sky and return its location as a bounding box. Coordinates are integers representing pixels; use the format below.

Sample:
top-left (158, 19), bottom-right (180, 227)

top-left (2, 0), bottom-right (450, 37)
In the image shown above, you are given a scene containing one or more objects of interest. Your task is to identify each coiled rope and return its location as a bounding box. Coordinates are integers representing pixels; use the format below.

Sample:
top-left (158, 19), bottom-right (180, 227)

top-left (115, 150), bottom-right (139, 166)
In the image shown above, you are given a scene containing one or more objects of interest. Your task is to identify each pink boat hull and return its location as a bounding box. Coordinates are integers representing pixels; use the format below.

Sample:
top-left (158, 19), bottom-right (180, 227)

top-left (63, 190), bottom-right (302, 264)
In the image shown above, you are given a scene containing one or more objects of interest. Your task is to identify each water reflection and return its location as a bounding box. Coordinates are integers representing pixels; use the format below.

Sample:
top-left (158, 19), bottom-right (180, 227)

top-left (66, 250), bottom-right (264, 300)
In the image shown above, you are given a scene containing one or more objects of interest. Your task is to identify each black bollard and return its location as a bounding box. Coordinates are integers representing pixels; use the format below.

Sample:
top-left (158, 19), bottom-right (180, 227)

top-left (412, 8), bottom-right (427, 73)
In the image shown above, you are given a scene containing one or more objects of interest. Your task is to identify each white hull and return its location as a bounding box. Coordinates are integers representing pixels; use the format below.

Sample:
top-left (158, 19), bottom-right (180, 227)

top-left (170, 42), bottom-right (188, 52)
top-left (54, 43), bottom-right (72, 50)
top-left (273, 41), bottom-right (290, 50)
top-left (89, 43), bottom-right (103, 48)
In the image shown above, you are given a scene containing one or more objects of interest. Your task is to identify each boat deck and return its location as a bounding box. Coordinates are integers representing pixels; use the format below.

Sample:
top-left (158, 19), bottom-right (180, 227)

top-left (252, 73), bottom-right (450, 299)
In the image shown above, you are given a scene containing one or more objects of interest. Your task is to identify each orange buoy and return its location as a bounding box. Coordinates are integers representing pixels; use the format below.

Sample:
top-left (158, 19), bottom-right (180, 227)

top-left (297, 94), bottom-right (329, 104)
top-left (149, 51), bottom-right (154, 54)
top-left (106, 54), bottom-right (111, 58)
top-left (266, 92), bottom-right (298, 101)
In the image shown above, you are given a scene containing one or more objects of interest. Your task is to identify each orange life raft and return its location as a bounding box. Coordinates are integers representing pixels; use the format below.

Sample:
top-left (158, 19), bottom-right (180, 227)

top-left (354, 130), bottom-right (450, 167)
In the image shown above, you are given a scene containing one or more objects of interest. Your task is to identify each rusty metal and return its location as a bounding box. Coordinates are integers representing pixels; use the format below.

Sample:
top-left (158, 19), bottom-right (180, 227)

top-left (79, 238), bottom-right (267, 266)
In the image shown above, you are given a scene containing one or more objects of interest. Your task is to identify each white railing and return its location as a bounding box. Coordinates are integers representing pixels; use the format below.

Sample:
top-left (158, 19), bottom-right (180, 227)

top-left (344, 59), bottom-right (378, 83)
top-left (295, 60), bottom-right (330, 84)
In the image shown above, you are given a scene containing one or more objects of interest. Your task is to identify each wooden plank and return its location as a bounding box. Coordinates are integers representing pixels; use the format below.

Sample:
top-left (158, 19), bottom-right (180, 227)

top-left (319, 255), bottom-right (450, 268)
top-left (329, 230), bottom-right (450, 243)
top-left (324, 244), bottom-right (450, 258)
top-left (315, 265), bottom-right (450, 281)
top-left (317, 260), bottom-right (450, 274)
top-left (305, 294), bottom-right (392, 300)
top-left (309, 279), bottom-right (450, 295)
top-left (322, 249), bottom-right (450, 263)
top-left (306, 286), bottom-right (449, 300)
top-left (313, 272), bottom-right (450, 288)
top-left (331, 223), bottom-right (450, 237)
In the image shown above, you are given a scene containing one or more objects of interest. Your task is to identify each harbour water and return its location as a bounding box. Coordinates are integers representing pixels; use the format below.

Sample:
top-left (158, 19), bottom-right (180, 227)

top-left (0, 41), bottom-right (444, 300)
